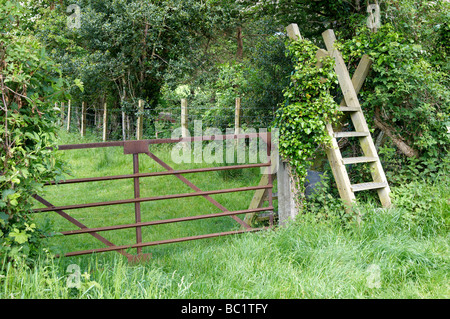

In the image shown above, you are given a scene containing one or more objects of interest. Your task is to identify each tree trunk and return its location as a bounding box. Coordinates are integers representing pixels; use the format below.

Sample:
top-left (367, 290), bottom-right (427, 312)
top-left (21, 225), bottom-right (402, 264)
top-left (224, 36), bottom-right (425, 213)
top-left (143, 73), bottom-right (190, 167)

top-left (121, 78), bottom-right (127, 141)
top-left (236, 26), bottom-right (243, 60)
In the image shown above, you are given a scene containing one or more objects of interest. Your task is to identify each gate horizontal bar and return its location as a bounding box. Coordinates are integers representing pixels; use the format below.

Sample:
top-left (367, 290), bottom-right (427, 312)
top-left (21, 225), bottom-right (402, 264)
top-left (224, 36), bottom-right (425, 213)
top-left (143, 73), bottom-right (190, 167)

top-left (57, 132), bottom-right (267, 151)
top-left (45, 162), bottom-right (270, 186)
top-left (59, 227), bottom-right (268, 257)
top-left (33, 184), bottom-right (273, 213)
top-left (59, 206), bottom-right (273, 236)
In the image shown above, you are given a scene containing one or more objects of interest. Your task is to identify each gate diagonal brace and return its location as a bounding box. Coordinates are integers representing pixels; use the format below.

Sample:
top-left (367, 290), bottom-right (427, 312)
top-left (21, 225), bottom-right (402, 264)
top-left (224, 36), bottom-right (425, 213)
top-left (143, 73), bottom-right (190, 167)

top-left (33, 194), bottom-right (133, 259)
top-left (145, 150), bottom-right (253, 229)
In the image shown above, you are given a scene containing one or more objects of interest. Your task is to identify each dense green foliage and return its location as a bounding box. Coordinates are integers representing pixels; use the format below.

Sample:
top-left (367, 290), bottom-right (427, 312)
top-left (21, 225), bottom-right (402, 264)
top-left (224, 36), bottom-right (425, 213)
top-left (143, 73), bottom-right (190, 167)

top-left (338, 24), bottom-right (449, 160)
top-left (273, 0), bottom-right (449, 208)
top-left (0, 1), bottom-right (72, 264)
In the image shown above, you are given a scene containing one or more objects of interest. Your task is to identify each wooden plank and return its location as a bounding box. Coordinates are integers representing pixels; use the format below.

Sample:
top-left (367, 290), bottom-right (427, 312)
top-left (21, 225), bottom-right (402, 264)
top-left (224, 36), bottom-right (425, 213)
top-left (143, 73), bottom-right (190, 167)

top-left (270, 23), bottom-right (302, 225)
top-left (324, 123), bottom-right (356, 208)
top-left (339, 106), bottom-right (361, 112)
top-left (322, 30), bottom-right (363, 112)
top-left (313, 53), bottom-right (371, 171)
top-left (243, 174), bottom-right (269, 226)
top-left (277, 158), bottom-right (298, 226)
top-left (335, 131), bottom-right (370, 138)
top-left (316, 49), bottom-right (329, 83)
top-left (315, 49), bottom-right (329, 67)
top-left (346, 54), bottom-right (372, 99)
top-left (286, 23), bottom-right (301, 41)
top-left (351, 182), bottom-right (388, 192)
top-left (342, 157), bottom-right (378, 165)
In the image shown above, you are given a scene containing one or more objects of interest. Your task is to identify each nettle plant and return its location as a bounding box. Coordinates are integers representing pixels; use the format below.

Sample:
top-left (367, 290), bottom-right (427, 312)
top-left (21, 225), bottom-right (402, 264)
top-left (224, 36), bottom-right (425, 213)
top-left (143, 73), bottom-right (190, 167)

top-left (274, 38), bottom-right (341, 203)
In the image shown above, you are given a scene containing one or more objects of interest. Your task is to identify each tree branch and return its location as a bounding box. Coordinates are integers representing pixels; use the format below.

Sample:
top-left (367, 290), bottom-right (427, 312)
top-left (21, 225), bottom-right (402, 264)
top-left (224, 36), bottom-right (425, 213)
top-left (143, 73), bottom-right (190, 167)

top-left (374, 106), bottom-right (419, 158)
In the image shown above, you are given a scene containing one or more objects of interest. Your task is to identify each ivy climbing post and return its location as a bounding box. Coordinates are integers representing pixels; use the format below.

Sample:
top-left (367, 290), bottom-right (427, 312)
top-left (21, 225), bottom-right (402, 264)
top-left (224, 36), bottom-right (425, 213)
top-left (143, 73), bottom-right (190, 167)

top-left (275, 24), bottom-right (342, 216)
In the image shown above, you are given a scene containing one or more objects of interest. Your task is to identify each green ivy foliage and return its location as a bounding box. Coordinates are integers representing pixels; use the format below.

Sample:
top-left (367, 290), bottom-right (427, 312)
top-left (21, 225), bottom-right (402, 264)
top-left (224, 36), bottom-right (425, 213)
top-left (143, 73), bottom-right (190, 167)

top-left (337, 23), bottom-right (450, 162)
top-left (274, 38), bottom-right (341, 194)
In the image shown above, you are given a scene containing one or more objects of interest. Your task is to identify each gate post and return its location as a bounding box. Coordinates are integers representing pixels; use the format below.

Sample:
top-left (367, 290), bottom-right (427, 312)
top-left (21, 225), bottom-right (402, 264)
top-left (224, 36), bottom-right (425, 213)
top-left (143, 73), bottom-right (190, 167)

top-left (277, 157), bottom-right (298, 226)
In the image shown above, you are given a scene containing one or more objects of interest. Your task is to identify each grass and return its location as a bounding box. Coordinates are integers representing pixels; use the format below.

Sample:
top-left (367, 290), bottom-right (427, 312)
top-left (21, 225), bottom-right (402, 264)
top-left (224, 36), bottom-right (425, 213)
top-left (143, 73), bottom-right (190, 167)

top-left (0, 130), bottom-right (448, 299)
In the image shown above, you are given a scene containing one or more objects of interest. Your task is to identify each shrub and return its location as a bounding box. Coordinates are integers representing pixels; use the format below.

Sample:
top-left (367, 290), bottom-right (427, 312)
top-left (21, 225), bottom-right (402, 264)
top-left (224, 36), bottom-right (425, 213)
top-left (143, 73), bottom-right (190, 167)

top-left (0, 2), bottom-right (73, 266)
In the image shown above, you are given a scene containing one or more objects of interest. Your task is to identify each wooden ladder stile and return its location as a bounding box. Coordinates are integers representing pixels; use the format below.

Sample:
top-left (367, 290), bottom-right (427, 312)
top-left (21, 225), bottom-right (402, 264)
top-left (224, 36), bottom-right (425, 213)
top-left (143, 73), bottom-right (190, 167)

top-left (287, 24), bottom-right (392, 214)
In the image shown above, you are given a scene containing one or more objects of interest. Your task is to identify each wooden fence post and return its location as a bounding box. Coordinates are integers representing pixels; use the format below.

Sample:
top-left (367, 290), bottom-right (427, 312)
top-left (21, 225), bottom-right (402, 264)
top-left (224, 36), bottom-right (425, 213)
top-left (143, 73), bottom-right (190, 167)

top-left (136, 99), bottom-right (144, 140)
top-left (286, 23), bottom-right (302, 41)
top-left (277, 157), bottom-right (297, 226)
top-left (66, 100), bottom-right (71, 131)
top-left (81, 101), bottom-right (86, 137)
top-left (102, 102), bottom-right (107, 142)
top-left (234, 97), bottom-right (241, 136)
top-left (270, 23), bottom-right (305, 222)
top-left (181, 98), bottom-right (188, 149)
top-left (60, 102), bottom-right (65, 126)
top-left (181, 98), bottom-right (188, 137)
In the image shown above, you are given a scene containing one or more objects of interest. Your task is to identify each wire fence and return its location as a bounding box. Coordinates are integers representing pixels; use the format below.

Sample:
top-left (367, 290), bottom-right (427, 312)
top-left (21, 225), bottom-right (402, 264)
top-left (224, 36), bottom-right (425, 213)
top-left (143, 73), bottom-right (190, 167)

top-left (60, 98), bottom-right (278, 142)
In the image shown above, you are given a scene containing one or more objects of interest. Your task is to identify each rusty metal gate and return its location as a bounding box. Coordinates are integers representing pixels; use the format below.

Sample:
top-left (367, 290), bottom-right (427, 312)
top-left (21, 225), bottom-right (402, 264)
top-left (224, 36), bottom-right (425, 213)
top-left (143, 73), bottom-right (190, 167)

top-left (33, 132), bottom-right (274, 262)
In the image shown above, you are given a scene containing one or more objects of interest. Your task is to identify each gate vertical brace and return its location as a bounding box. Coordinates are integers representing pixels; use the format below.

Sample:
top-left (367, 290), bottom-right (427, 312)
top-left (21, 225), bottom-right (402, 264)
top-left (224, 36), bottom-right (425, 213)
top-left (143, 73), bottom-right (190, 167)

top-left (133, 153), bottom-right (142, 255)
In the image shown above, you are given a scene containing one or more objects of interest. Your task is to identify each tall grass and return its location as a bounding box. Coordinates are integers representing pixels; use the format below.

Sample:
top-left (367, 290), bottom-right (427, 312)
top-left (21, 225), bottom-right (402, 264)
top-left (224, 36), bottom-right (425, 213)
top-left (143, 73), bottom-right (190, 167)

top-left (1, 131), bottom-right (448, 299)
top-left (2, 203), bottom-right (448, 299)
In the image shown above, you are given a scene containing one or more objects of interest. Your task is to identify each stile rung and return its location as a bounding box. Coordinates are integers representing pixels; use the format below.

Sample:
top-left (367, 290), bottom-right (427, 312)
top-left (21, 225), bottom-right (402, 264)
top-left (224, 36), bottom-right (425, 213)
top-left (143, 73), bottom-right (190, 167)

top-left (339, 106), bottom-right (361, 112)
top-left (334, 131), bottom-right (369, 138)
top-left (342, 157), bottom-right (378, 165)
top-left (351, 182), bottom-right (388, 192)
